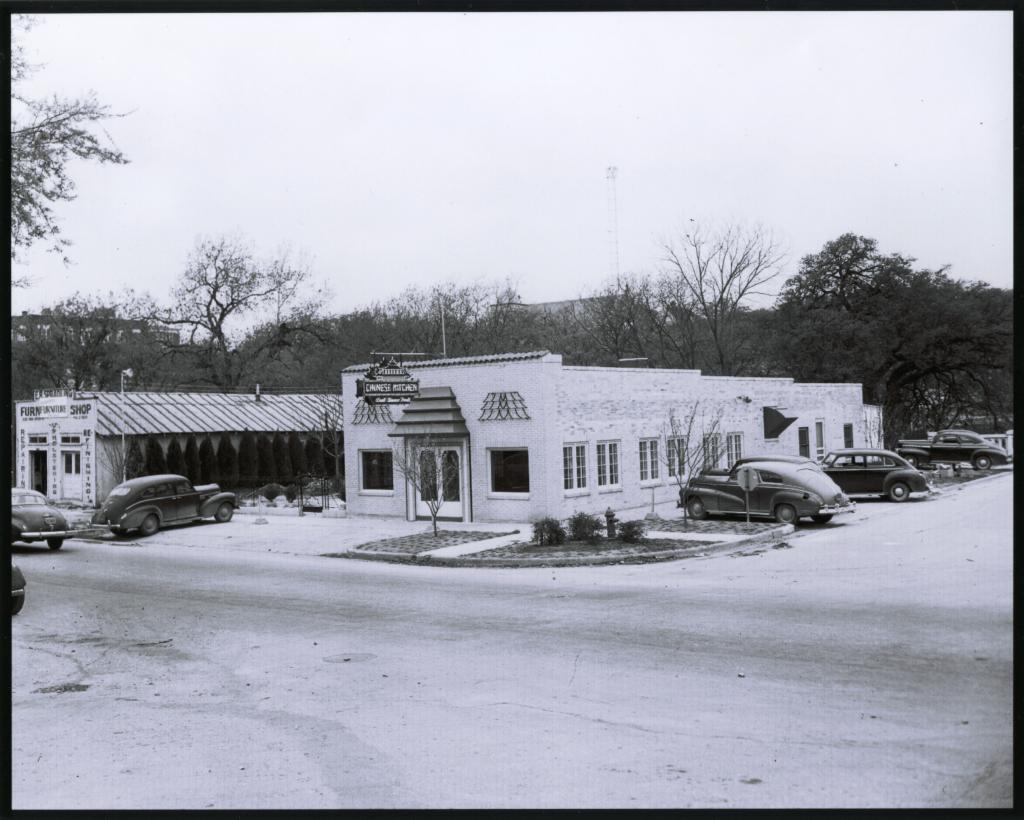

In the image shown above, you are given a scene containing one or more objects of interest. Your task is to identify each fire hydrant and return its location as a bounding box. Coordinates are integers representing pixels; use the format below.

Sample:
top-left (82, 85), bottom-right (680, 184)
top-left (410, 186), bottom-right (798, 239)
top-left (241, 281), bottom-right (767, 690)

top-left (605, 507), bottom-right (617, 539)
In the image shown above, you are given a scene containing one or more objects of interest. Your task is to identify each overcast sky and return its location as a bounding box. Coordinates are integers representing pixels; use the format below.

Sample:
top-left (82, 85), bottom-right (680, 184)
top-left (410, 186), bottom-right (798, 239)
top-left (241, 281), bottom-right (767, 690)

top-left (10, 10), bottom-right (1013, 316)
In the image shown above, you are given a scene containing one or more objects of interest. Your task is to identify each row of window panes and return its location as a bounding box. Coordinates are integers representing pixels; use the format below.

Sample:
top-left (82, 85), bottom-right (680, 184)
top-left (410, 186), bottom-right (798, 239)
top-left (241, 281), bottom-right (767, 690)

top-left (564, 434), bottom-right (744, 490)
top-left (359, 449), bottom-right (531, 494)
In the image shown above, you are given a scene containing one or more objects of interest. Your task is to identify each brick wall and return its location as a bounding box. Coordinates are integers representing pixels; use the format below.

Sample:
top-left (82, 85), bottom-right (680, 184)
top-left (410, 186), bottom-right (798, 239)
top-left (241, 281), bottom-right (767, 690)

top-left (343, 355), bottom-right (873, 524)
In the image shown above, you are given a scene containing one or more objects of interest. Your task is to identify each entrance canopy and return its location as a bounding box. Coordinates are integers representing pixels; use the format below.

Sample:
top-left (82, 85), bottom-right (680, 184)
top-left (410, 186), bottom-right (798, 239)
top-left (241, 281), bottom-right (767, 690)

top-left (388, 386), bottom-right (470, 438)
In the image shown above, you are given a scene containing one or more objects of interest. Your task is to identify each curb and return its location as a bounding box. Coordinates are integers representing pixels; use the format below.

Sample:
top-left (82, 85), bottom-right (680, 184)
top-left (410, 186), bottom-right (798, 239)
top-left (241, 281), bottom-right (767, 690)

top-left (338, 523), bottom-right (796, 568)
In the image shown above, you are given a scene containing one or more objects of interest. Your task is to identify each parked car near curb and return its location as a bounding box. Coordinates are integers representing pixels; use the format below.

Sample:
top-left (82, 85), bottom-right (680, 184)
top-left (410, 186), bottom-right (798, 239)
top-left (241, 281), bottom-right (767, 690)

top-left (895, 429), bottom-right (1009, 470)
top-left (91, 474), bottom-right (236, 536)
top-left (684, 458), bottom-right (855, 524)
top-left (821, 449), bottom-right (929, 502)
top-left (11, 488), bottom-right (74, 549)
top-left (11, 562), bottom-right (26, 615)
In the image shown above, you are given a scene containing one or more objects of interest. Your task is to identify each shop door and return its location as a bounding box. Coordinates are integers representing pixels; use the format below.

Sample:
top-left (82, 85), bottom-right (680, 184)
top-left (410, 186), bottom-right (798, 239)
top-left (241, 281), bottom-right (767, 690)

top-left (30, 451), bottom-right (47, 494)
top-left (415, 447), bottom-right (463, 520)
top-left (61, 451), bottom-right (83, 500)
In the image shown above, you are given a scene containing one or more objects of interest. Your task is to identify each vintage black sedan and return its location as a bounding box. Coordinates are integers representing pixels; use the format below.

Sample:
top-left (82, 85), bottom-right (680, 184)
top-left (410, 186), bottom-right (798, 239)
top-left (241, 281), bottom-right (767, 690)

top-left (896, 429), bottom-right (1009, 470)
top-left (822, 449), bottom-right (929, 502)
top-left (684, 459), bottom-right (855, 524)
top-left (11, 488), bottom-right (73, 549)
top-left (92, 474), bottom-right (236, 536)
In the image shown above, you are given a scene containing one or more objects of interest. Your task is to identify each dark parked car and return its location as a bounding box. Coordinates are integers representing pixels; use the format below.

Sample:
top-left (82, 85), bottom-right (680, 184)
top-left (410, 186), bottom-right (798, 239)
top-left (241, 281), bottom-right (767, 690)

top-left (822, 449), bottom-right (929, 502)
top-left (91, 474), bottom-right (236, 536)
top-left (684, 458), bottom-right (855, 524)
top-left (896, 429), bottom-right (1009, 470)
top-left (11, 562), bottom-right (26, 615)
top-left (11, 488), bottom-right (73, 549)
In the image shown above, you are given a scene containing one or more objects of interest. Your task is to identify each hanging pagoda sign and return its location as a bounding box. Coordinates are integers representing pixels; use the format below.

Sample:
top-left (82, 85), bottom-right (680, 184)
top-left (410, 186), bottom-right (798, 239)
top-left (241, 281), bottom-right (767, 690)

top-left (356, 357), bottom-right (420, 405)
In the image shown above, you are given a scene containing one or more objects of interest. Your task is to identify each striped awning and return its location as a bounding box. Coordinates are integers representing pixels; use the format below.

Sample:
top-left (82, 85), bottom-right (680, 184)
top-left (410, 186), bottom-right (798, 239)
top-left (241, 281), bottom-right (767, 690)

top-left (89, 391), bottom-right (339, 437)
top-left (388, 386), bottom-right (469, 438)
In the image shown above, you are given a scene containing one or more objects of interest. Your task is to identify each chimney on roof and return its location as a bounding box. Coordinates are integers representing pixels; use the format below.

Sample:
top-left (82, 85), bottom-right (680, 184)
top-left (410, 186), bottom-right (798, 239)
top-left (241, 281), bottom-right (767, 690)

top-left (255, 383), bottom-right (261, 402)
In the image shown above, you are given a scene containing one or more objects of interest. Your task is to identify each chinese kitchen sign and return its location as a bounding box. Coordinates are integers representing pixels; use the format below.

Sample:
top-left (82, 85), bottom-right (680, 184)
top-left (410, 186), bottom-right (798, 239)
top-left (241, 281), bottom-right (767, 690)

top-left (356, 357), bottom-right (420, 405)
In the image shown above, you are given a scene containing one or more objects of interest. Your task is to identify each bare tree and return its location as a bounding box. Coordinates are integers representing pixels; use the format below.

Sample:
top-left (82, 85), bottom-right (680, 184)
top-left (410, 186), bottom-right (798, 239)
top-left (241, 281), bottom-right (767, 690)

top-left (391, 434), bottom-right (457, 537)
top-left (661, 222), bottom-right (786, 375)
top-left (161, 236), bottom-right (326, 387)
top-left (306, 392), bottom-right (345, 490)
top-left (10, 15), bottom-right (130, 272)
top-left (660, 400), bottom-right (726, 529)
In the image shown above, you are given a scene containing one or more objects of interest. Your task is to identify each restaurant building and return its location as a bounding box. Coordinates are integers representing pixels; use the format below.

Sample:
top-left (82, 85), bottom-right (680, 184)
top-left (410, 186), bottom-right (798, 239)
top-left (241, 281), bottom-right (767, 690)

top-left (342, 350), bottom-right (882, 523)
top-left (14, 389), bottom-right (336, 506)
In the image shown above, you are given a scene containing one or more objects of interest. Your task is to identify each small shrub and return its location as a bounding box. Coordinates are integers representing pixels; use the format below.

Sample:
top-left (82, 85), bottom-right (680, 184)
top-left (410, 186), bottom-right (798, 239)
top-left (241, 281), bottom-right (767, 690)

top-left (532, 517), bottom-right (567, 546)
top-left (285, 484), bottom-right (300, 503)
top-left (259, 482), bottom-right (287, 502)
top-left (568, 511), bottom-right (604, 544)
top-left (618, 519), bottom-right (647, 544)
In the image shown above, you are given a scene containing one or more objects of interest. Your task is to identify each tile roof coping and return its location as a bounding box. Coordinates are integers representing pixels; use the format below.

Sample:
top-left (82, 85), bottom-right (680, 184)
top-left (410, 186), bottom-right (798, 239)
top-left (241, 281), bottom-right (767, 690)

top-left (342, 350), bottom-right (556, 372)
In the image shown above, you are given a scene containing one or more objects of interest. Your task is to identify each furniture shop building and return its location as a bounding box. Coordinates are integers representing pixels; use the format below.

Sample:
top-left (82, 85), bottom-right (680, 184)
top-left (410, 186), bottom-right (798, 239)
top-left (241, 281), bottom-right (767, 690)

top-left (14, 389), bottom-right (336, 506)
top-left (342, 350), bottom-right (882, 523)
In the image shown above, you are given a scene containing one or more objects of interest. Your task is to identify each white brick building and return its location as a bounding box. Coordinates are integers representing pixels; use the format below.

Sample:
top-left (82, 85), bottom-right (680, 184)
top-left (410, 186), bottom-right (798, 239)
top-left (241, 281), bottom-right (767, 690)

top-left (342, 351), bottom-right (882, 523)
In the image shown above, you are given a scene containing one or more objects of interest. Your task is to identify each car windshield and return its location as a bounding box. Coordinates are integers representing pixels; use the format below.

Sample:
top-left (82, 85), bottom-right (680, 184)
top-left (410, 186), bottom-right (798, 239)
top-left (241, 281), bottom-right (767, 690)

top-left (108, 486), bottom-right (132, 497)
top-left (11, 493), bottom-right (45, 506)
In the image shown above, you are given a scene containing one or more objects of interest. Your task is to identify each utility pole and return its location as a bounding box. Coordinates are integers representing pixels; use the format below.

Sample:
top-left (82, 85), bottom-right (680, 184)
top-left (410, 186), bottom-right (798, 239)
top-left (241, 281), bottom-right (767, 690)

top-left (606, 165), bottom-right (620, 279)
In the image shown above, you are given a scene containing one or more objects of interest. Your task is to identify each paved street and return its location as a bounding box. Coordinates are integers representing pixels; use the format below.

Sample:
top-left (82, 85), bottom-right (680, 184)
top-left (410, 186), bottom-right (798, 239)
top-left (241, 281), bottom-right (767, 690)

top-left (11, 473), bottom-right (1012, 809)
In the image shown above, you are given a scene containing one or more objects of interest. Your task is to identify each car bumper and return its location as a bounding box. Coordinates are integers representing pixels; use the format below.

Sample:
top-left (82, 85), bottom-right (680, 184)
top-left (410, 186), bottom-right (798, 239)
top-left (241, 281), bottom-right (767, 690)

top-left (12, 588), bottom-right (25, 600)
top-left (18, 529), bottom-right (74, 539)
top-left (816, 502), bottom-right (856, 516)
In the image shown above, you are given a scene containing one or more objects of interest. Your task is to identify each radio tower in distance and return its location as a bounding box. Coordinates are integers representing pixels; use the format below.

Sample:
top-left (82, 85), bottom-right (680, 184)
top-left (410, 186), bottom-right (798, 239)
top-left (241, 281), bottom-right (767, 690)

top-left (606, 166), bottom-right (620, 279)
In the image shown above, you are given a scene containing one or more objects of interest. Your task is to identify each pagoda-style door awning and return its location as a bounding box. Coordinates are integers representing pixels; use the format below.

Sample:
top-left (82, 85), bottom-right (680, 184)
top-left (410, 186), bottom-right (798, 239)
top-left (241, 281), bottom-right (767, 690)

top-left (388, 386), bottom-right (470, 438)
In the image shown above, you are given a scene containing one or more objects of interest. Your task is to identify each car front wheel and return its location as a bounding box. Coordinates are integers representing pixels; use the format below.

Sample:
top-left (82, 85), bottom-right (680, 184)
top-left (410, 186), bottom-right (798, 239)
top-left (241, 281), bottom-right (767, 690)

top-left (686, 497), bottom-right (708, 520)
top-left (973, 455), bottom-right (992, 470)
top-left (774, 503), bottom-right (798, 525)
top-left (214, 502), bottom-right (234, 523)
top-left (11, 594), bottom-right (24, 616)
top-left (888, 481), bottom-right (910, 502)
top-left (811, 514), bottom-right (833, 524)
top-left (47, 538), bottom-right (64, 550)
top-left (139, 514), bottom-right (160, 537)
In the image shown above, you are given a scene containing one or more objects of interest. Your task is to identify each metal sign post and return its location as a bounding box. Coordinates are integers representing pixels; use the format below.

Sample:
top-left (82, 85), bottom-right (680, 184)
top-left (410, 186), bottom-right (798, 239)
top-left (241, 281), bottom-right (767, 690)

top-left (736, 465), bottom-right (760, 526)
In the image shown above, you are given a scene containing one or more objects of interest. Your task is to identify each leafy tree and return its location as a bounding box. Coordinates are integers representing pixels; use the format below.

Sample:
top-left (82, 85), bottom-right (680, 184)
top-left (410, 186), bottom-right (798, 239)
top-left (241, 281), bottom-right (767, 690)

top-left (216, 435), bottom-right (239, 487)
top-left (773, 234), bottom-right (1013, 440)
top-left (125, 437), bottom-right (145, 480)
top-left (256, 434), bottom-right (276, 483)
top-left (144, 436), bottom-right (166, 475)
top-left (288, 431), bottom-right (307, 476)
top-left (165, 437), bottom-right (185, 476)
top-left (10, 16), bottom-right (129, 271)
top-left (198, 436), bottom-right (218, 485)
top-left (10, 290), bottom-right (171, 400)
top-left (237, 431), bottom-right (258, 486)
top-left (272, 431), bottom-right (293, 483)
top-left (183, 436), bottom-right (201, 483)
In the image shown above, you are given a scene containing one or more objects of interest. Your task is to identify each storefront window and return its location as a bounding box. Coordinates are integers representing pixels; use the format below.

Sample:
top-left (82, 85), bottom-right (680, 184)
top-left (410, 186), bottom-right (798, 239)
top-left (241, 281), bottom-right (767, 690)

top-left (361, 451), bottom-right (394, 491)
top-left (490, 450), bottom-right (529, 493)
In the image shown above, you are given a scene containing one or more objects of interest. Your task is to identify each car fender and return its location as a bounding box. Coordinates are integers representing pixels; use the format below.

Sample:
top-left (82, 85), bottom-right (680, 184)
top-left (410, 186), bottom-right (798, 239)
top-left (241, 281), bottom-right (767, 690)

top-left (770, 489), bottom-right (817, 515)
top-left (120, 504), bottom-right (166, 530)
top-left (896, 445), bottom-right (930, 459)
top-left (199, 492), bottom-right (236, 518)
top-left (972, 447), bottom-right (1008, 464)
